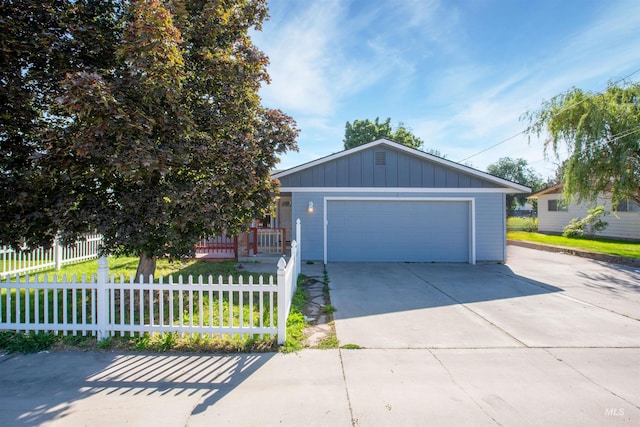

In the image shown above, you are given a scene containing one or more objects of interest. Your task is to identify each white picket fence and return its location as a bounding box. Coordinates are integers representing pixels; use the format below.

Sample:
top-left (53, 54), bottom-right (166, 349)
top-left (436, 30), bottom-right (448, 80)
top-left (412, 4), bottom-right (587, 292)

top-left (1, 234), bottom-right (103, 279)
top-left (0, 228), bottom-right (301, 345)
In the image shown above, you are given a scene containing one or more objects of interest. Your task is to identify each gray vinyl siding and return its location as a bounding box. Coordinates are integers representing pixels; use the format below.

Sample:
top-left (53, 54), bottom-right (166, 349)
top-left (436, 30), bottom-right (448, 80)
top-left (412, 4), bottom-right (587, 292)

top-left (279, 146), bottom-right (501, 189)
top-left (292, 191), bottom-right (506, 262)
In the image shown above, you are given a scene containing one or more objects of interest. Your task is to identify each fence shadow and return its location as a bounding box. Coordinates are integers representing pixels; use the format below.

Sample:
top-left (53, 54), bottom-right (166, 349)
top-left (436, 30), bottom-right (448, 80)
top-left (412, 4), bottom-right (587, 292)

top-left (0, 351), bottom-right (274, 426)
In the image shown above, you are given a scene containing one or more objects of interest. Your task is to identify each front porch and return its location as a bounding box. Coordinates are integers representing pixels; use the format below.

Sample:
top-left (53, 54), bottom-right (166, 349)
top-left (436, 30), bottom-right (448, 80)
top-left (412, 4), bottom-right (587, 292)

top-left (195, 227), bottom-right (291, 262)
top-left (194, 193), bottom-right (294, 261)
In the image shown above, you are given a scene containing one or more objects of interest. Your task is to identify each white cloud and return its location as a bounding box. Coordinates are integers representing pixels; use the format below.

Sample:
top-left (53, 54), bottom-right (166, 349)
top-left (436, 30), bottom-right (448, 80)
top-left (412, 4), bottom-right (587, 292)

top-left (254, 0), bottom-right (466, 118)
top-left (390, 0), bottom-right (463, 53)
top-left (252, 1), bottom-right (345, 115)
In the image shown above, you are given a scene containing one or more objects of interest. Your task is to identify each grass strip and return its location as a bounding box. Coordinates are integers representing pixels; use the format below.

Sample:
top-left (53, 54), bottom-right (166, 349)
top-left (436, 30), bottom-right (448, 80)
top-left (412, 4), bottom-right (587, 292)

top-left (507, 231), bottom-right (640, 259)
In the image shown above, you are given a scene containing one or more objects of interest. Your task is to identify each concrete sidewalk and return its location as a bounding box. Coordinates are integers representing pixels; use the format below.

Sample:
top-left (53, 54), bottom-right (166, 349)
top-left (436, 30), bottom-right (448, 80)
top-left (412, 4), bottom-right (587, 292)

top-left (1, 347), bottom-right (638, 426)
top-left (0, 350), bottom-right (350, 427)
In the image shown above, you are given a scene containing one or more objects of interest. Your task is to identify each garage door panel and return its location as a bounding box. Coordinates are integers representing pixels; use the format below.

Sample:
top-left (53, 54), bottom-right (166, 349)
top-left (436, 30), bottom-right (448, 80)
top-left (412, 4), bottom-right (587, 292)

top-left (327, 200), bottom-right (470, 262)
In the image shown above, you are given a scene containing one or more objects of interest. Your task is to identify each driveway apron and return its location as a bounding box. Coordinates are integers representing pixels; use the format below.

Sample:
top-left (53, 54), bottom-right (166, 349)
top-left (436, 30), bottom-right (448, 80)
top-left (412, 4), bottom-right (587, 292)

top-left (328, 258), bottom-right (640, 349)
top-left (327, 262), bottom-right (525, 349)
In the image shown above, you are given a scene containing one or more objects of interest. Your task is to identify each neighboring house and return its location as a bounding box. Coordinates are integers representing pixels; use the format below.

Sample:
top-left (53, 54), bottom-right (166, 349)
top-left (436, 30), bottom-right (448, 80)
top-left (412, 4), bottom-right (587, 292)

top-left (528, 184), bottom-right (640, 240)
top-left (510, 201), bottom-right (535, 217)
top-left (272, 139), bottom-right (530, 264)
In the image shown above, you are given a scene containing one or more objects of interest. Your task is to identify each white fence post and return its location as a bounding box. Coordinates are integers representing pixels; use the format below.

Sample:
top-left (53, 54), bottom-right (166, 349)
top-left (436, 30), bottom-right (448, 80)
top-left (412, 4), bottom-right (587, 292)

top-left (54, 235), bottom-right (63, 271)
top-left (295, 219), bottom-right (301, 276)
top-left (96, 256), bottom-right (109, 340)
top-left (276, 257), bottom-right (287, 345)
top-left (290, 240), bottom-right (298, 287)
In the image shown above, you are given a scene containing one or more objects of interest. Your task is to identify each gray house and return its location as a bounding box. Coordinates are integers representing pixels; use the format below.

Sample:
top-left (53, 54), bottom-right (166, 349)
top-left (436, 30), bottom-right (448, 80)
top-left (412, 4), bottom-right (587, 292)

top-left (272, 139), bottom-right (530, 264)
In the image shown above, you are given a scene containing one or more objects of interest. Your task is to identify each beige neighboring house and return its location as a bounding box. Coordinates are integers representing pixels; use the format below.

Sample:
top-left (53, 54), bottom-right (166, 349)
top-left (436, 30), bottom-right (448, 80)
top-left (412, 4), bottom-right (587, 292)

top-left (528, 184), bottom-right (640, 241)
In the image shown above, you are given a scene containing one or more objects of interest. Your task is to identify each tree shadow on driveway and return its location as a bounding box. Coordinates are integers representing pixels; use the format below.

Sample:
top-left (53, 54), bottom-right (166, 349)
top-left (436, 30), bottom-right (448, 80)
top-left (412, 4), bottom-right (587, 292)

top-left (575, 263), bottom-right (640, 294)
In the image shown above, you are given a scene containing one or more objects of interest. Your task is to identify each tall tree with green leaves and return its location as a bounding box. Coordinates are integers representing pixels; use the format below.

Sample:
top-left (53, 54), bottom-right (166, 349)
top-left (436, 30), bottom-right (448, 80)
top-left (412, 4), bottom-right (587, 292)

top-left (486, 157), bottom-right (543, 211)
top-left (523, 80), bottom-right (640, 207)
top-left (344, 117), bottom-right (445, 155)
top-left (1, 0), bottom-right (299, 278)
top-left (0, 0), bottom-right (123, 249)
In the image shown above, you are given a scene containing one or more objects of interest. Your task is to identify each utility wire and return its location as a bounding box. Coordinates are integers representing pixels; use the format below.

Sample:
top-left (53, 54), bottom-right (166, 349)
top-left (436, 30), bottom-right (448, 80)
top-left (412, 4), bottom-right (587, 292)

top-left (609, 124), bottom-right (640, 141)
top-left (457, 68), bottom-right (640, 163)
top-left (458, 131), bottom-right (525, 162)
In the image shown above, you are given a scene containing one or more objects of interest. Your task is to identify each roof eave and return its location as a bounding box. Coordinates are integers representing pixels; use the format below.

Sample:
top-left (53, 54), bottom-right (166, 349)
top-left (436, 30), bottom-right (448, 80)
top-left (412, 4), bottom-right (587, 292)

top-left (527, 183), bottom-right (563, 199)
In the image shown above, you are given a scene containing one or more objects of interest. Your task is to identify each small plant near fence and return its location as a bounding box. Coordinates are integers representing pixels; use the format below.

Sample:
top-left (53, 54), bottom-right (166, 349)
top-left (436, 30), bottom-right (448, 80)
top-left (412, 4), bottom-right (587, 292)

top-left (280, 275), bottom-right (309, 353)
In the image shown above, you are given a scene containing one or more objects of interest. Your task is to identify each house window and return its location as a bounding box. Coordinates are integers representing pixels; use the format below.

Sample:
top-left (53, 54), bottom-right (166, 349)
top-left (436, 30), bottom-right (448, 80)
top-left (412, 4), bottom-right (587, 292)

top-left (548, 199), bottom-right (568, 212)
top-left (375, 151), bottom-right (386, 166)
top-left (616, 199), bottom-right (640, 212)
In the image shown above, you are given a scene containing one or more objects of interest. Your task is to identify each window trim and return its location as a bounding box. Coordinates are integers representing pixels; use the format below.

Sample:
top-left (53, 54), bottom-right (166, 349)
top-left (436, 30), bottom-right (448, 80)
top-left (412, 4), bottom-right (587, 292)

top-left (547, 199), bottom-right (568, 212)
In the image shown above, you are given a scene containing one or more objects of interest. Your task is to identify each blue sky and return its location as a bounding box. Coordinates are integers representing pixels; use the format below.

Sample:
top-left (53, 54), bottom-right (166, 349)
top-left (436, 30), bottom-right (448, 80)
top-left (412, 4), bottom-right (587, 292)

top-left (252, 0), bottom-right (640, 178)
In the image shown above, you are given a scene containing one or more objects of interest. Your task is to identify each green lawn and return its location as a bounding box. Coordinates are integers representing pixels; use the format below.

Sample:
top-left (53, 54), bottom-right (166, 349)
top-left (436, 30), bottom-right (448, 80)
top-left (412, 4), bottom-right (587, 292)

top-left (1, 258), bottom-right (278, 332)
top-left (0, 257), bottom-right (303, 353)
top-left (507, 231), bottom-right (640, 259)
top-left (10, 256), bottom-right (272, 283)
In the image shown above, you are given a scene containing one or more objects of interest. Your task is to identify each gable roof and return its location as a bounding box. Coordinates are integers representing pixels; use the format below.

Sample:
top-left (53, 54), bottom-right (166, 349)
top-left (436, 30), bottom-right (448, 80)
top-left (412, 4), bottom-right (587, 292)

top-left (274, 138), bottom-right (531, 193)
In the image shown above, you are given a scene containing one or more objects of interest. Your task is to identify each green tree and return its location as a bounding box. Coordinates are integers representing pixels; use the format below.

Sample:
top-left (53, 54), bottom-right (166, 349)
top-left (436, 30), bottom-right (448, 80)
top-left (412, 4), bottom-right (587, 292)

top-left (486, 157), bottom-right (543, 210)
top-left (0, 0), bottom-right (123, 249)
top-left (344, 117), bottom-right (444, 155)
top-left (1, 0), bottom-right (299, 278)
top-left (524, 81), bottom-right (640, 207)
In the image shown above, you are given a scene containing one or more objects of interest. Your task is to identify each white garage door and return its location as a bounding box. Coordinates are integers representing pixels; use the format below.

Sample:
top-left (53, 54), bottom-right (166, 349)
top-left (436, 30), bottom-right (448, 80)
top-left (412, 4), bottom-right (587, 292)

top-left (326, 199), bottom-right (472, 262)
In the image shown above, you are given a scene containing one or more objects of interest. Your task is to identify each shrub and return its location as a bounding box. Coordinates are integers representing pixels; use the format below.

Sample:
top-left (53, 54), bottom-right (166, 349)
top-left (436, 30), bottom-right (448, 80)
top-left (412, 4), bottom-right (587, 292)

top-left (563, 206), bottom-right (608, 238)
top-left (506, 217), bottom-right (538, 232)
top-left (0, 331), bottom-right (57, 354)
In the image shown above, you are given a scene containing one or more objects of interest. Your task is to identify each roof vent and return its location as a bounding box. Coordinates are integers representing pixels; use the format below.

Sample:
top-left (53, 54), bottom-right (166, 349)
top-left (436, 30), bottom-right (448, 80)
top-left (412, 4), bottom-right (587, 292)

top-left (375, 151), bottom-right (386, 166)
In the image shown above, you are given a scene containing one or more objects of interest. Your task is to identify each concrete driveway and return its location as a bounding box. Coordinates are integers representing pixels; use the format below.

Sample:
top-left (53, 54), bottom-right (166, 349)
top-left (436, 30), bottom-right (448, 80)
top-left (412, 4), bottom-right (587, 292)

top-left (328, 246), bottom-right (640, 349)
top-left (326, 246), bottom-right (640, 425)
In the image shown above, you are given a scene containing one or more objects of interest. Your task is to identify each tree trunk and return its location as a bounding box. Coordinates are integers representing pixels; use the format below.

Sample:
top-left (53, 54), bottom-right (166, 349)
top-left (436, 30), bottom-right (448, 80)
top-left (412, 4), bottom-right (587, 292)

top-left (135, 252), bottom-right (157, 283)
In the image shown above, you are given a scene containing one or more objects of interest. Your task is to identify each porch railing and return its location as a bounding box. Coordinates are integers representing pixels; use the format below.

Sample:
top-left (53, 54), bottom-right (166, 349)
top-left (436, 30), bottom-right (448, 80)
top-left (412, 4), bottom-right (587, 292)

top-left (195, 235), bottom-right (238, 258)
top-left (250, 228), bottom-right (287, 255)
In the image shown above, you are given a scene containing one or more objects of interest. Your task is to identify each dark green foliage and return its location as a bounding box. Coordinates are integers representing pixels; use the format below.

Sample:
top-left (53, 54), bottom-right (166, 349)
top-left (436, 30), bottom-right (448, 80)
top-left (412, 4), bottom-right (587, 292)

top-left (0, 1), bottom-right (299, 278)
top-left (0, 0), bottom-right (124, 249)
top-left (524, 81), bottom-right (640, 207)
top-left (0, 331), bottom-right (57, 354)
top-left (344, 117), bottom-right (444, 155)
top-left (486, 157), bottom-right (544, 209)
